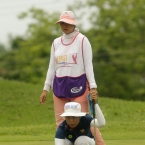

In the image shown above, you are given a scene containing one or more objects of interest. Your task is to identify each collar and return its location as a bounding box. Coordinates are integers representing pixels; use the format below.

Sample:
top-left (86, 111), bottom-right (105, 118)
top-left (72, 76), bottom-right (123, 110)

top-left (62, 27), bottom-right (79, 39)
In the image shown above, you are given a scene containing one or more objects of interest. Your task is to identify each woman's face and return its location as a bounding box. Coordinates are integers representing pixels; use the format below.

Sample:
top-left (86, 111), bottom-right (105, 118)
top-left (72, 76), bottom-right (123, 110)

top-left (59, 22), bottom-right (75, 34)
top-left (65, 116), bottom-right (80, 129)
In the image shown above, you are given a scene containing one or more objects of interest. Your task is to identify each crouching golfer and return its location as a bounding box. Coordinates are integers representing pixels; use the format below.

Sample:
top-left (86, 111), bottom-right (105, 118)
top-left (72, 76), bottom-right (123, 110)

top-left (55, 100), bottom-right (105, 145)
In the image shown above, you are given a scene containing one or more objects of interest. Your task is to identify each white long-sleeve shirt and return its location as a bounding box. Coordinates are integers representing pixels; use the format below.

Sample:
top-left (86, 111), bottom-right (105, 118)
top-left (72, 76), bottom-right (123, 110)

top-left (43, 29), bottom-right (97, 92)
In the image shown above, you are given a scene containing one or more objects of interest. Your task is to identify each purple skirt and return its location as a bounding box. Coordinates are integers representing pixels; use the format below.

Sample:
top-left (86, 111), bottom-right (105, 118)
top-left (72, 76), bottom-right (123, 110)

top-left (53, 74), bottom-right (87, 98)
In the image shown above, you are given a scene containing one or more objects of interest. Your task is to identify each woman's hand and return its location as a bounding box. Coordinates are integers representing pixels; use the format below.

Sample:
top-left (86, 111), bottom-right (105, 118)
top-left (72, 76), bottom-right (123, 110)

top-left (89, 88), bottom-right (98, 103)
top-left (40, 90), bottom-right (47, 105)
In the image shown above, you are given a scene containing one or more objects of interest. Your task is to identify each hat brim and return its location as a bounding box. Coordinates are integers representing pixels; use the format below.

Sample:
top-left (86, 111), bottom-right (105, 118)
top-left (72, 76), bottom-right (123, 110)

top-left (55, 18), bottom-right (76, 25)
top-left (60, 112), bottom-right (86, 117)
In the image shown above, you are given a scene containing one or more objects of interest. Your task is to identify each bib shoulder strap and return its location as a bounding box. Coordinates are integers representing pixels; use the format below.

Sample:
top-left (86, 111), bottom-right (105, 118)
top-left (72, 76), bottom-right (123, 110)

top-left (81, 34), bottom-right (86, 64)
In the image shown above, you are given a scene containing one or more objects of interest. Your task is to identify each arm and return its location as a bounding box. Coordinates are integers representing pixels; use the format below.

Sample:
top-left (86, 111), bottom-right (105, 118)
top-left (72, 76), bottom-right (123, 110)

top-left (43, 43), bottom-right (56, 92)
top-left (55, 123), bottom-right (66, 145)
top-left (55, 138), bottom-right (65, 145)
top-left (90, 94), bottom-right (106, 127)
top-left (83, 37), bottom-right (98, 97)
top-left (90, 103), bottom-right (106, 127)
top-left (40, 44), bottom-right (55, 105)
top-left (83, 37), bottom-right (97, 89)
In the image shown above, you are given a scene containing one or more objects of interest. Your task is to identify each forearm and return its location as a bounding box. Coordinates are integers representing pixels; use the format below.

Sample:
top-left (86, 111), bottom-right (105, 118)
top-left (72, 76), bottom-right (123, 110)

top-left (55, 138), bottom-right (65, 145)
top-left (43, 68), bottom-right (55, 91)
top-left (90, 104), bottom-right (106, 127)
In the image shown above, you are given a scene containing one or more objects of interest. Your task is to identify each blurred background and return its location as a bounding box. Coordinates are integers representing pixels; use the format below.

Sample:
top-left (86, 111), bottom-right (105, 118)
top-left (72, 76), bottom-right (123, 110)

top-left (0, 0), bottom-right (145, 101)
top-left (0, 0), bottom-right (74, 44)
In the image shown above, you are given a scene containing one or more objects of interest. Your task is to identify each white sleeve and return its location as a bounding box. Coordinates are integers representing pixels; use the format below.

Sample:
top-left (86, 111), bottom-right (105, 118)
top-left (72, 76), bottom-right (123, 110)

top-left (83, 37), bottom-right (97, 89)
top-left (90, 104), bottom-right (106, 127)
top-left (55, 138), bottom-right (65, 145)
top-left (43, 44), bottom-right (55, 92)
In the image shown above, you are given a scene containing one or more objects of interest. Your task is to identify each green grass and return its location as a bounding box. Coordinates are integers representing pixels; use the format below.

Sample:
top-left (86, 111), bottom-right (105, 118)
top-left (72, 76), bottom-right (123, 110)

top-left (0, 78), bottom-right (145, 144)
top-left (0, 78), bottom-right (55, 126)
top-left (1, 140), bottom-right (145, 145)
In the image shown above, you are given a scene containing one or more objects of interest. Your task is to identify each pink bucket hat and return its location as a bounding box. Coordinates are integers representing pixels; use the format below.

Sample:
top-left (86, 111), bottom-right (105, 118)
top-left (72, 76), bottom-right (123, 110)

top-left (55, 11), bottom-right (77, 25)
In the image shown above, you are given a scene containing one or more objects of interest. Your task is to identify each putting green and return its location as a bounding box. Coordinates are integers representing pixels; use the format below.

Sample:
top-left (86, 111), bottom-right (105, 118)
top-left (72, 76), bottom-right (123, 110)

top-left (0, 141), bottom-right (52, 145)
top-left (106, 140), bottom-right (145, 145)
top-left (0, 140), bottom-right (145, 145)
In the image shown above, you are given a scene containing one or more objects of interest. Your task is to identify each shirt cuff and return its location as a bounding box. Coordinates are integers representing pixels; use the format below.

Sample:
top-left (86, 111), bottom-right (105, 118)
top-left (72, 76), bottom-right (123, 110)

top-left (89, 82), bottom-right (97, 89)
top-left (43, 85), bottom-right (51, 92)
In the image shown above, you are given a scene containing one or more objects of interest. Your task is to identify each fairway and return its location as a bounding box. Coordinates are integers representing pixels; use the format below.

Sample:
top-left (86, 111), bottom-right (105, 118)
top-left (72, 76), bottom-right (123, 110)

top-left (0, 140), bottom-right (145, 145)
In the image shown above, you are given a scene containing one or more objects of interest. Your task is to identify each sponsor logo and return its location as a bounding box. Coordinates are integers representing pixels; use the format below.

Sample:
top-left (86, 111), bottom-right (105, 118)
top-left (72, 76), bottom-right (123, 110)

top-left (71, 86), bottom-right (82, 93)
top-left (80, 129), bottom-right (85, 133)
top-left (68, 135), bottom-right (73, 139)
